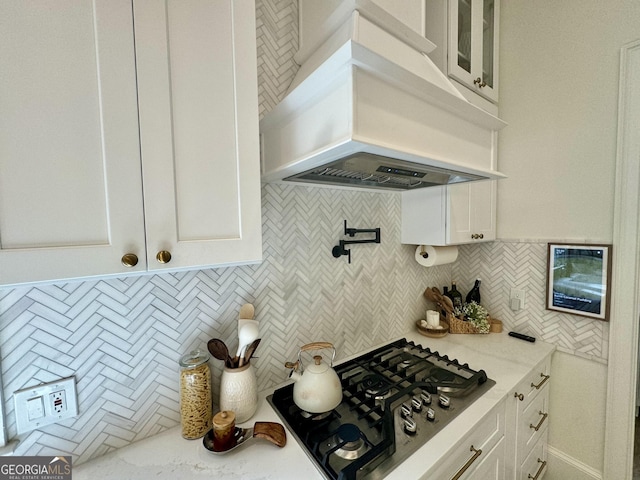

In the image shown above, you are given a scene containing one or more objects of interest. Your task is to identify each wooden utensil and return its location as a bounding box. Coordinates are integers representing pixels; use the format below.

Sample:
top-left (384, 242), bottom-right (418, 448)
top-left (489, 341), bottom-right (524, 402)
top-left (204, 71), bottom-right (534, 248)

top-left (239, 303), bottom-right (255, 320)
top-left (207, 338), bottom-right (234, 368)
top-left (243, 338), bottom-right (261, 365)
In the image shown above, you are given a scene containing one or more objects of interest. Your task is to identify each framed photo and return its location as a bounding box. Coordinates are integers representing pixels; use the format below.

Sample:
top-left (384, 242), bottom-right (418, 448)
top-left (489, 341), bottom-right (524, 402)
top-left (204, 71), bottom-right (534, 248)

top-left (546, 243), bottom-right (612, 321)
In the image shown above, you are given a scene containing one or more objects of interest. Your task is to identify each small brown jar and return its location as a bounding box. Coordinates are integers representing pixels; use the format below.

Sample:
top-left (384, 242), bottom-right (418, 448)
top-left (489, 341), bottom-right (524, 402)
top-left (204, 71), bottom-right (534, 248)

top-left (212, 410), bottom-right (237, 451)
top-left (179, 349), bottom-right (212, 439)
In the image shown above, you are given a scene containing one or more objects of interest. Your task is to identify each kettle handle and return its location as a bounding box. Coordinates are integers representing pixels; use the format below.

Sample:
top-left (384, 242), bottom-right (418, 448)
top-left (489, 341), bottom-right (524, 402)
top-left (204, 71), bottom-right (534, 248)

top-left (298, 342), bottom-right (337, 367)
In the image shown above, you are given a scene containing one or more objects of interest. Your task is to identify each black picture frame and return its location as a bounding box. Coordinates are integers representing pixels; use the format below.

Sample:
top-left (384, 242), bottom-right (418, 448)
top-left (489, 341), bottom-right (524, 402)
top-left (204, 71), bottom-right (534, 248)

top-left (546, 243), bottom-right (612, 321)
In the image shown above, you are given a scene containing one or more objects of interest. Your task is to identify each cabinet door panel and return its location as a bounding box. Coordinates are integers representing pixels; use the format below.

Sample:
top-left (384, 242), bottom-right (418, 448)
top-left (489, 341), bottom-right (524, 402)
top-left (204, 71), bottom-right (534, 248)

top-left (0, 0), bottom-right (146, 285)
top-left (472, 180), bottom-right (497, 240)
top-left (134, 0), bottom-right (262, 271)
top-left (447, 182), bottom-right (473, 243)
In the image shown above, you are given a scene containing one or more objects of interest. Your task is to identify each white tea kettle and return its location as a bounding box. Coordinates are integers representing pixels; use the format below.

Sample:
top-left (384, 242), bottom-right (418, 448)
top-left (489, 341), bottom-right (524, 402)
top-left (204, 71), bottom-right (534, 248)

top-left (285, 342), bottom-right (343, 413)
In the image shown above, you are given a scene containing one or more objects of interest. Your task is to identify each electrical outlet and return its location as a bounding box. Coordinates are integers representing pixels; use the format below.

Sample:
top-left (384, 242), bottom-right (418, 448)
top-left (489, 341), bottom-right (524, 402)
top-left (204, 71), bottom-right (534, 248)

top-left (50, 390), bottom-right (66, 414)
top-left (510, 288), bottom-right (526, 311)
top-left (14, 376), bottom-right (78, 434)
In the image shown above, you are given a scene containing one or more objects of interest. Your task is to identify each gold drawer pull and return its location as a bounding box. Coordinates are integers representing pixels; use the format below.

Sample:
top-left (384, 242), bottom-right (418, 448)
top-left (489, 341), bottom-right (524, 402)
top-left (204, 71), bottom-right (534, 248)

top-left (529, 411), bottom-right (548, 432)
top-left (514, 392), bottom-right (524, 401)
top-left (451, 445), bottom-right (482, 480)
top-left (531, 373), bottom-right (550, 390)
top-left (121, 253), bottom-right (138, 267)
top-left (528, 458), bottom-right (547, 479)
top-left (156, 250), bottom-right (172, 264)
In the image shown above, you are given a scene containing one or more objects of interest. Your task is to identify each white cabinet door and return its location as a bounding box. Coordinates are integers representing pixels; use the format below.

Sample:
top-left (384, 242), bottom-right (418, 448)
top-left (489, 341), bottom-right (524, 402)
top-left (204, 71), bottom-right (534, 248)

top-left (448, 0), bottom-right (500, 104)
top-left (447, 180), bottom-right (496, 244)
top-left (425, 399), bottom-right (506, 479)
top-left (0, 0), bottom-right (147, 286)
top-left (401, 180), bottom-right (495, 246)
top-left (133, 0), bottom-right (262, 271)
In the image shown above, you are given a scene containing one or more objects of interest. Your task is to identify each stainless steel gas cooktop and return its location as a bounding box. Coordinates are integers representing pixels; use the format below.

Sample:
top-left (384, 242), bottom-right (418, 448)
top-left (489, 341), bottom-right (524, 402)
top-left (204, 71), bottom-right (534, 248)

top-left (268, 338), bottom-right (495, 480)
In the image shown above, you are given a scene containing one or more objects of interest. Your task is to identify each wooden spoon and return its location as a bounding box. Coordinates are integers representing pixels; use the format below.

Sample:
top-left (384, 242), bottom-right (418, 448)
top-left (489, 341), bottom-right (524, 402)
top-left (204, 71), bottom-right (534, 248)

top-left (239, 303), bottom-right (255, 320)
top-left (207, 338), bottom-right (234, 368)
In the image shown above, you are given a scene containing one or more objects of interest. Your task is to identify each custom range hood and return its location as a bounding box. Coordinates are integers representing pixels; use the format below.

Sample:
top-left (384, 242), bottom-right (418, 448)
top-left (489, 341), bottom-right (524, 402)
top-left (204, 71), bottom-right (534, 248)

top-left (259, 0), bottom-right (507, 191)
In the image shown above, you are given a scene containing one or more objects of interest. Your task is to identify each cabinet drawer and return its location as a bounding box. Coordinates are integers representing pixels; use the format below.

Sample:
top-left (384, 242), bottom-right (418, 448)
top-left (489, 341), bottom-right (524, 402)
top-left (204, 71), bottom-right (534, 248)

top-left (518, 390), bottom-right (549, 460)
top-left (425, 400), bottom-right (505, 479)
top-left (514, 358), bottom-right (551, 409)
top-left (520, 432), bottom-right (548, 480)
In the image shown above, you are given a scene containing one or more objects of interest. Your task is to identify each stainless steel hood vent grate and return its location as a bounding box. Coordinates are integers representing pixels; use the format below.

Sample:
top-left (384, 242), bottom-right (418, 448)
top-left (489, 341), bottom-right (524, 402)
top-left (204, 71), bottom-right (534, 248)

top-left (284, 153), bottom-right (485, 191)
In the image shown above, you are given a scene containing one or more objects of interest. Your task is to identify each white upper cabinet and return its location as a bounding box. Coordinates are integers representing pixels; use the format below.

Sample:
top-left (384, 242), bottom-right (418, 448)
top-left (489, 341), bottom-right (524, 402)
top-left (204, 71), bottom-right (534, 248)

top-left (426, 0), bottom-right (500, 112)
top-left (0, 0), bottom-right (262, 286)
top-left (447, 180), bottom-right (496, 244)
top-left (133, 0), bottom-right (262, 272)
top-left (449, 0), bottom-right (499, 104)
top-left (0, 1), bottom-right (147, 285)
top-left (401, 180), bottom-right (496, 246)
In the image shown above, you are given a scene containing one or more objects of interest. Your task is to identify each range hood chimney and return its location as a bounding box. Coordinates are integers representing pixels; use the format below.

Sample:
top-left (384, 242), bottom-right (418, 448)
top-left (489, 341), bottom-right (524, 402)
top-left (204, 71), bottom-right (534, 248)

top-left (259, 0), bottom-right (506, 191)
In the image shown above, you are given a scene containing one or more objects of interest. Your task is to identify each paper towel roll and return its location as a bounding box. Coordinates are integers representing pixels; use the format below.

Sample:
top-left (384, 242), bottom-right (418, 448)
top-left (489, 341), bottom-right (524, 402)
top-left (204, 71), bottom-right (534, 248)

top-left (414, 245), bottom-right (459, 267)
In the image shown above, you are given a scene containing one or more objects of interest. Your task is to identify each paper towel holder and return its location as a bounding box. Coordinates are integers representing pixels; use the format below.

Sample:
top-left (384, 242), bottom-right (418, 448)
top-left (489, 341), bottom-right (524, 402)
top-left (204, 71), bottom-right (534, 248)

top-left (332, 220), bottom-right (381, 264)
top-left (419, 246), bottom-right (429, 258)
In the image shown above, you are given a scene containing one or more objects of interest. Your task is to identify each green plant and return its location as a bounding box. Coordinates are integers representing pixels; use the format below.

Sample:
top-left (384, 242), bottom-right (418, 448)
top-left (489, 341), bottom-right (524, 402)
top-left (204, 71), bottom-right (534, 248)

top-left (461, 301), bottom-right (490, 333)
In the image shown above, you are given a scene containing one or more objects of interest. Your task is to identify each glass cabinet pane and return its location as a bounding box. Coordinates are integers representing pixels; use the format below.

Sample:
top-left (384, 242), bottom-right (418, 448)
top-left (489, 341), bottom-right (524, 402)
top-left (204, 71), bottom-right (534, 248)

top-left (457, 0), bottom-right (472, 73)
top-left (482, 0), bottom-right (495, 88)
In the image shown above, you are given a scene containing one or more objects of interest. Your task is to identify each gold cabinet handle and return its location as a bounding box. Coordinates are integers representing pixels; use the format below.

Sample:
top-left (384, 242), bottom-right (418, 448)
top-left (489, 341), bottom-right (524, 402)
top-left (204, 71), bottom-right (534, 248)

top-left (451, 445), bottom-right (482, 480)
top-left (156, 250), bottom-right (172, 264)
top-left (529, 411), bottom-right (548, 432)
top-left (471, 233), bottom-right (485, 240)
top-left (473, 77), bottom-right (487, 88)
top-left (528, 458), bottom-right (547, 479)
top-left (121, 253), bottom-right (139, 267)
top-left (531, 373), bottom-right (550, 390)
top-left (514, 392), bottom-right (524, 401)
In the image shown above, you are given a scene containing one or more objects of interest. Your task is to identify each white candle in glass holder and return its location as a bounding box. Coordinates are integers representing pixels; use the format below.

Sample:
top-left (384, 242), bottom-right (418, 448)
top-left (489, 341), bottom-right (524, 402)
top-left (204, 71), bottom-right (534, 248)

top-left (426, 310), bottom-right (440, 328)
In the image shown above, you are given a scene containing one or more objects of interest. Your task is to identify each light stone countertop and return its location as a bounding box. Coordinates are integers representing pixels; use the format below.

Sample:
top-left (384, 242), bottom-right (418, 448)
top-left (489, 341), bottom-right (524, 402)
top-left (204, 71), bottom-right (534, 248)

top-left (73, 331), bottom-right (555, 480)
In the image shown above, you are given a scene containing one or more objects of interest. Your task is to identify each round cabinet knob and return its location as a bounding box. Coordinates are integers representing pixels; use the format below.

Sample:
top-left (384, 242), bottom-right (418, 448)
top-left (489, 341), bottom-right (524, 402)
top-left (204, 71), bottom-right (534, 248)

top-left (473, 77), bottom-right (487, 88)
top-left (156, 250), bottom-right (172, 264)
top-left (121, 253), bottom-right (139, 267)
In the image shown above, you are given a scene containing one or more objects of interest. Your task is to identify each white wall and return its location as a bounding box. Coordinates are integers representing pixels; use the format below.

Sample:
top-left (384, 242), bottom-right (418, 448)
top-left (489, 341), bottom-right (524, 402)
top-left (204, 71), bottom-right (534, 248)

top-left (498, 0), bottom-right (640, 242)
top-left (498, 0), bottom-right (640, 477)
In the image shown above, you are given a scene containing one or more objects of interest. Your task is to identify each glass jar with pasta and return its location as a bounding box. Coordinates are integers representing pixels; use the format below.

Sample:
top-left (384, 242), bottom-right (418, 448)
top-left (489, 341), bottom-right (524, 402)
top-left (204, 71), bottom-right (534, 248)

top-left (179, 349), bottom-right (213, 439)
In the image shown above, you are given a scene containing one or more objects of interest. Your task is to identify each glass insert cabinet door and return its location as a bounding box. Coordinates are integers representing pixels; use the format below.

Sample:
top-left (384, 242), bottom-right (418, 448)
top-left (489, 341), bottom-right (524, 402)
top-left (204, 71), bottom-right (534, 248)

top-left (448, 0), bottom-right (499, 103)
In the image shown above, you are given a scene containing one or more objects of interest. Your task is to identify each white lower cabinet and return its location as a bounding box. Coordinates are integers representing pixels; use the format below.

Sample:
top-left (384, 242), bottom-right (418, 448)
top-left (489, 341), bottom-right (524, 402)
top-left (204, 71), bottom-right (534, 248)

top-left (506, 356), bottom-right (551, 479)
top-left (0, 0), bottom-right (262, 286)
top-left (424, 398), bottom-right (506, 479)
top-left (520, 432), bottom-right (548, 480)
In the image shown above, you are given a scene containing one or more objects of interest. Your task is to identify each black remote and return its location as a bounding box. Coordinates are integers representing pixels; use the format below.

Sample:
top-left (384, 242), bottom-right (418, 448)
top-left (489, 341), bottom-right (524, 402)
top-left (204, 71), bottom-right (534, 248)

top-left (508, 331), bottom-right (536, 342)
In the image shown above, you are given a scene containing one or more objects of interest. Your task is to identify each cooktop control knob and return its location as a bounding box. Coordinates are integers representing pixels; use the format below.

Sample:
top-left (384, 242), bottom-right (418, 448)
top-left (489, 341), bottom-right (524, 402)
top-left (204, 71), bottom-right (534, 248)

top-left (426, 407), bottom-right (435, 422)
top-left (411, 395), bottom-right (422, 413)
top-left (403, 417), bottom-right (417, 435)
top-left (420, 391), bottom-right (432, 405)
top-left (400, 402), bottom-right (413, 418)
top-left (439, 394), bottom-right (451, 409)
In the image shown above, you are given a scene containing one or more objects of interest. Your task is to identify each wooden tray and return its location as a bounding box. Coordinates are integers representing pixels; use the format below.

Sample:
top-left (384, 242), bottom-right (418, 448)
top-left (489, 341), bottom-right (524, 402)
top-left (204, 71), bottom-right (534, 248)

top-left (416, 319), bottom-right (449, 338)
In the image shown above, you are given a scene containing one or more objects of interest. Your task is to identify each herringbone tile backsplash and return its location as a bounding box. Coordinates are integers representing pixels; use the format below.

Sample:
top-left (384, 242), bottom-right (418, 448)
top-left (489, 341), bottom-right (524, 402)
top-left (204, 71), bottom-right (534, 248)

top-left (0, 0), bottom-right (608, 465)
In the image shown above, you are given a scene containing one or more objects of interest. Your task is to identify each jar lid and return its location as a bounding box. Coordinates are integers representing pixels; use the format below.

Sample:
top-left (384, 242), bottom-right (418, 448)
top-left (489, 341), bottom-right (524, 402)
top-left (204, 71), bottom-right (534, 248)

top-left (179, 349), bottom-right (210, 368)
top-left (213, 410), bottom-right (236, 429)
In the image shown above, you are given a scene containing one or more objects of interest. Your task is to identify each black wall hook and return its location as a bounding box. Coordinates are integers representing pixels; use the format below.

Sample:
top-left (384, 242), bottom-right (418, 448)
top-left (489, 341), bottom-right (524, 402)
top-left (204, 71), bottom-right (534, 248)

top-left (332, 220), bottom-right (381, 264)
